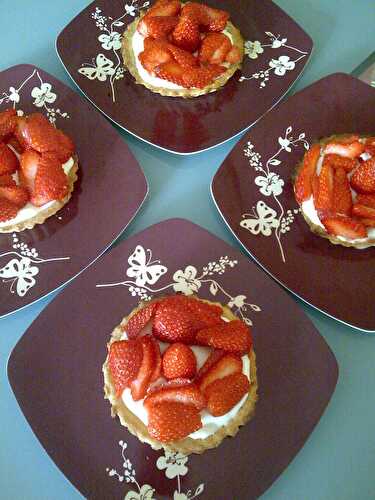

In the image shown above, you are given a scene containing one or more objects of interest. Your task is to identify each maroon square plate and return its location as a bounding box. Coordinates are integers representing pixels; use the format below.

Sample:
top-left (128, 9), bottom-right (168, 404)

top-left (56, 0), bottom-right (313, 154)
top-left (212, 73), bottom-right (375, 332)
top-left (8, 218), bottom-right (337, 499)
top-left (0, 64), bottom-right (147, 319)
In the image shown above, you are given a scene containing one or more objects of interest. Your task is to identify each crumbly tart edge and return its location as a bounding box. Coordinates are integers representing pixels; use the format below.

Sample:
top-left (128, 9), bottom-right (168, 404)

top-left (121, 16), bottom-right (244, 98)
top-left (103, 298), bottom-right (258, 455)
top-left (0, 155), bottom-right (79, 234)
top-left (294, 135), bottom-right (375, 249)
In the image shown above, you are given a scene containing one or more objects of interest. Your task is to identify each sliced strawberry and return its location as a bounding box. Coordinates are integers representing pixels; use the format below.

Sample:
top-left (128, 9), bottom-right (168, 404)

top-left (195, 320), bottom-right (252, 354)
top-left (184, 297), bottom-right (223, 329)
top-left (199, 33), bottom-right (231, 64)
top-left (199, 4), bottom-right (229, 32)
top-left (181, 2), bottom-right (209, 24)
top-left (124, 302), bottom-right (158, 339)
top-left (322, 214), bottom-right (367, 240)
top-left (356, 194), bottom-right (375, 209)
top-left (0, 174), bottom-right (16, 187)
top-left (162, 343), bottom-right (197, 379)
top-left (358, 218), bottom-right (375, 228)
top-left (350, 158), bottom-right (375, 194)
top-left (183, 64), bottom-right (225, 88)
top-left (19, 150), bottom-right (40, 193)
top-left (144, 379), bottom-right (206, 411)
top-left (167, 44), bottom-right (198, 67)
top-left (153, 296), bottom-right (200, 343)
top-left (0, 185), bottom-right (29, 208)
top-left (6, 135), bottom-right (25, 155)
top-left (0, 198), bottom-right (18, 223)
top-left (0, 109), bottom-right (17, 141)
top-left (172, 16), bottom-right (200, 52)
top-left (225, 46), bottom-right (242, 64)
top-left (130, 336), bottom-right (156, 400)
top-left (138, 15), bottom-right (179, 38)
top-left (53, 129), bottom-right (75, 163)
top-left (150, 336), bottom-right (162, 382)
top-left (108, 339), bottom-right (144, 398)
top-left (352, 204), bottom-right (375, 220)
top-left (314, 161), bottom-right (334, 214)
top-left (332, 167), bottom-right (352, 216)
top-left (31, 153), bottom-right (68, 206)
top-left (324, 139), bottom-right (365, 159)
top-left (323, 153), bottom-right (357, 172)
top-left (196, 352), bottom-right (242, 393)
top-left (364, 137), bottom-right (375, 156)
top-left (139, 45), bottom-right (172, 73)
top-left (0, 143), bottom-right (19, 175)
top-left (294, 144), bottom-right (321, 204)
top-left (147, 401), bottom-right (202, 442)
top-left (148, 0), bottom-right (181, 17)
top-left (204, 372), bottom-right (249, 417)
top-left (154, 61), bottom-right (186, 86)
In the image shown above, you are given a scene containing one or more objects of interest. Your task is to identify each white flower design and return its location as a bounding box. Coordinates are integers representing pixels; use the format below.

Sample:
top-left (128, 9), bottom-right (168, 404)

top-left (269, 55), bottom-right (296, 76)
top-left (271, 37), bottom-right (287, 49)
top-left (124, 484), bottom-right (156, 500)
top-left (174, 493), bottom-right (188, 500)
top-left (125, 3), bottom-right (137, 16)
top-left (172, 266), bottom-right (201, 295)
top-left (255, 172), bottom-right (284, 197)
top-left (31, 82), bottom-right (57, 107)
top-left (228, 295), bottom-right (247, 309)
top-left (278, 136), bottom-right (292, 152)
top-left (244, 40), bottom-right (264, 59)
top-left (8, 86), bottom-right (20, 103)
top-left (98, 32), bottom-right (122, 51)
top-left (156, 452), bottom-right (188, 479)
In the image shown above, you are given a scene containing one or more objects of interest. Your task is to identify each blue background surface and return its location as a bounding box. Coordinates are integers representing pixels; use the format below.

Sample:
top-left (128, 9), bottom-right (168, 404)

top-left (1, 1), bottom-right (374, 499)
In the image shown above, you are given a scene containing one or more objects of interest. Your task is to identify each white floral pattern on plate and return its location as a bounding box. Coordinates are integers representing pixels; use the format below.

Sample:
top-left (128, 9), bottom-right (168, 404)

top-left (97, 245), bottom-right (261, 325)
top-left (240, 126), bottom-right (310, 263)
top-left (107, 441), bottom-right (204, 500)
top-left (0, 234), bottom-right (70, 297)
top-left (78, 1), bottom-right (150, 103)
top-left (240, 32), bottom-right (308, 88)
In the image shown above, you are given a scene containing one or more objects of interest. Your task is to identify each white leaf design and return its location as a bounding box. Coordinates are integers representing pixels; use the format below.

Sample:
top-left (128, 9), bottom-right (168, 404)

top-left (210, 282), bottom-right (218, 296)
top-left (195, 483), bottom-right (205, 495)
top-left (269, 158), bottom-right (281, 165)
top-left (286, 126), bottom-right (292, 135)
top-left (243, 317), bottom-right (253, 326)
top-left (113, 21), bottom-right (124, 26)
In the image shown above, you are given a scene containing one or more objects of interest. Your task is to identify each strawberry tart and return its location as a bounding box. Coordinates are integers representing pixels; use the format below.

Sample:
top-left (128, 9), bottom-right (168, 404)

top-left (294, 134), bottom-right (375, 248)
top-left (103, 294), bottom-right (257, 455)
top-left (0, 108), bottom-right (78, 233)
top-left (121, 0), bottom-right (244, 97)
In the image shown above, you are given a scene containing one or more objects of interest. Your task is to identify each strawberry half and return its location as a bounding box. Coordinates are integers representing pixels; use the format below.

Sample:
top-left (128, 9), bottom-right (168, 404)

top-left (167, 44), bottom-right (198, 67)
top-left (148, 0), bottom-right (181, 17)
top-left (130, 336), bottom-right (156, 400)
top-left (199, 33), bottom-right (231, 65)
top-left (162, 343), bottom-right (197, 379)
top-left (19, 150), bottom-right (40, 194)
top-left (184, 297), bottom-right (224, 329)
top-left (147, 401), bottom-right (202, 442)
top-left (144, 378), bottom-right (206, 411)
top-left (324, 139), bottom-right (364, 159)
top-left (195, 320), bottom-right (252, 354)
top-left (352, 203), bottom-right (375, 220)
top-left (138, 15), bottom-right (179, 38)
top-left (31, 153), bottom-right (68, 206)
top-left (154, 61), bottom-right (186, 86)
top-left (0, 174), bottom-right (16, 187)
top-left (350, 158), bottom-right (375, 194)
top-left (108, 339), bottom-right (143, 398)
top-left (322, 214), bottom-right (367, 240)
top-left (358, 218), bottom-right (375, 228)
top-left (0, 109), bottom-right (17, 141)
top-left (139, 44), bottom-right (173, 73)
top-left (294, 144), bottom-right (321, 204)
top-left (172, 16), bottom-right (200, 52)
top-left (0, 185), bottom-right (29, 208)
top-left (0, 198), bottom-right (18, 223)
top-left (183, 64), bottom-right (225, 88)
top-left (199, 4), bottom-right (229, 32)
top-left (153, 297), bottom-right (201, 343)
top-left (0, 142), bottom-right (19, 176)
top-left (204, 372), bottom-right (250, 417)
top-left (150, 336), bottom-right (162, 382)
top-left (356, 194), bottom-right (375, 209)
top-left (332, 167), bottom-right (352, 216)
top-left (124, 302), bottom-right (158, 339)
top-left (323, 153), bottom-right (357, 172)
top-left (314, 161), bottom-right (334, 214)
top-left (196, 351), bottom-right (242, 393)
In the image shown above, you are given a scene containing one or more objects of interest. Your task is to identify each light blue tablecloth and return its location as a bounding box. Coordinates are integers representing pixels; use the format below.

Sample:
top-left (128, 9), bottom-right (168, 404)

top-left (1, 1), bottom-right (374, 499)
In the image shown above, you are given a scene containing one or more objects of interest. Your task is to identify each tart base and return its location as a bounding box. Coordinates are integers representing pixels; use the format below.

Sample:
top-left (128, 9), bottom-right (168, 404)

top-left (0, 155), bottom-right (79, 233)
top-left (121, 15), bottom-right (244, 98)
top-left (103, 298), bottom-right (258, 455)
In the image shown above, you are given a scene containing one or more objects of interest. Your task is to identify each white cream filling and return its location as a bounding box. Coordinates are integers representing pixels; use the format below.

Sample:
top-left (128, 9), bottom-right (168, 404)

top-left (0, 157), bottom-right (74, 228)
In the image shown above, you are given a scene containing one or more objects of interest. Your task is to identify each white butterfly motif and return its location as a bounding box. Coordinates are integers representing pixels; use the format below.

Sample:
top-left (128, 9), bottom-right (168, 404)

top-left (126, 245), bottom-right (167, 287)
top-left (240, 201), bottom-right (279, 236)
top-left (0, 257), bottom-right (39, 297)
top-left (78, 54), bottom-right (116, 82)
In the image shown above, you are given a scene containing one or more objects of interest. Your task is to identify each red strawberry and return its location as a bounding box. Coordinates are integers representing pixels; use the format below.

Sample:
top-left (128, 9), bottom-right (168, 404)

top-left (324, 139), bottom-right (364, 159)
top-left (199, 4), bottom-right (229, 32)
top-left (19, 150), bottom-right (40, 193)
top-left (332, 167), bottom-right (352, 216)
top-left (352, 203), bottom-right (375, 220)
top-left (138, 15), bottom-right (179, 38)
top-left (225, 46), bottom-right (242, 64)
top-left (6, 135), bottom-right (24, 155)
top-left (130, 336), bottom-right (156, 400)
top-left (195, 320), bottom-right (252, 354)
top-left (364, 137), bottom-right (375, 156)
top-left (196, 352), bottom-right (242, 392)
top-left (199, 33), bottom-right (231, 65)
top-left (154, 61), bottom-right (186, 86)
top-left (0, 185), bottom-right (29, 208)
top-left (0, 198), bottom-right (18, 223)
top-left (144, 378), bottom-right (206, 410)
top-left (147, 401), bottom-right (202, 442)
top-left (108, 340), bottom-right (143, 398)
top-left (323, 153), bottom-right (357, 172)
top-left (358, 218), bottom-right (375, 228)
top-left (124, 302), bottom-right (158, 339)
top-left (184, 297), bottom-right (223, 328)
top-left (356, 194), bottom-right (375, 209)
top-left (294, 144), bottom-right (321, 204)
top-left (139, 44), bottom-right (172, 73)
top-left (0, 109), bottom-right (17, 141)
top-left (148, 0), bottom-right (181, 17)
top-left (150, 336), bottom-right (162, 382)
top-left (181, 2), bottom-right (208, 24)
top-left (153, 296), bottom-right (201, 343)
top-left (167, 44), bottom-right (198, 67)
top-left (172, 16), bottom-right (200, 52)
top-left (0, 174), bottom-right (16, 187)
top-left (204, 372), bottom-right (249, 416)
top-left (183, 64), bottom-right (225, 88)
top-left (31, 153), bottom-right (68, 206)
top-left (350, 158), bottom-right (375, 194)
top-left (162, 343), bottom-right (197, 379)
top-left (53, 129), bottom-right (75, 163)
top-left (322, 214), bottom-right (367, 240)
top-left (314, 161), bottom-right (334, 214)
top-left (0, 143), bottom-right (19, 175)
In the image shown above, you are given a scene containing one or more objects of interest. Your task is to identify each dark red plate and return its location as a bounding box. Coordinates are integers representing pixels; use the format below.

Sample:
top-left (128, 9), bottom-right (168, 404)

top-left (212, 73), bottom-right (375, 332)
top-left (8, 218), bottom-right (338, 499)
top-left (0, 64), bottom-right (147, 319)
top-left (56, 0), bottom-right (313, 154)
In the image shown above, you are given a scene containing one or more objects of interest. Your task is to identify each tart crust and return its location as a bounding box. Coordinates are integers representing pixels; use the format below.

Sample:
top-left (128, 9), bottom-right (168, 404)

top-left (295, 135), bottom-right (375, 249)
top-left (0, 155), bottom-right (79, 233)
top-left (121, 14), bottom-right (244, 98)
top-left (103, 298), bottom-right (258, 455)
